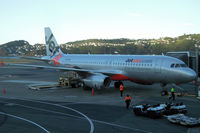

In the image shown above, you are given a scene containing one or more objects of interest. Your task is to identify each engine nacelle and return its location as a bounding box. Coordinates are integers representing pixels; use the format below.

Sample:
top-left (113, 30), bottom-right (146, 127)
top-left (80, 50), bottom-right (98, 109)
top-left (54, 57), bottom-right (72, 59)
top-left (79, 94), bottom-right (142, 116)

top-left (82, 74), bottom-right (111, 90)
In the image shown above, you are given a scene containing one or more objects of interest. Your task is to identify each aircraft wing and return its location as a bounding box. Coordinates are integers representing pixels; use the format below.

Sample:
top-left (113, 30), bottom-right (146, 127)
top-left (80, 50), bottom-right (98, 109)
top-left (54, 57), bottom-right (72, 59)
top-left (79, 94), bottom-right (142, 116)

top-left (19, 56), bottom-right (50, 62)
top-left (0, 56), bottom-right (50, 62)
top-left (1, 62), bottom-right (123, 76)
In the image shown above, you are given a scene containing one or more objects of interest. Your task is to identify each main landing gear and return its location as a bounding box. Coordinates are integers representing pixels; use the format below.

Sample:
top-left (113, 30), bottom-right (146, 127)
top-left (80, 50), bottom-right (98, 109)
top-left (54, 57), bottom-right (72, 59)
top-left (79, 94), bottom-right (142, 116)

top-left (114, 81), bottom-right (123, 89)
top-left (160, 83), bottom-right (185, 96)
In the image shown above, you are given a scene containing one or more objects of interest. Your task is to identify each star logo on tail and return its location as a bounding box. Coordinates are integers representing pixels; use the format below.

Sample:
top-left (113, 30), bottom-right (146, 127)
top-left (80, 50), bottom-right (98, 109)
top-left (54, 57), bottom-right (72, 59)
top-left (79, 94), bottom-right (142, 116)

top-left (52, 53), bottom-right (63, 66)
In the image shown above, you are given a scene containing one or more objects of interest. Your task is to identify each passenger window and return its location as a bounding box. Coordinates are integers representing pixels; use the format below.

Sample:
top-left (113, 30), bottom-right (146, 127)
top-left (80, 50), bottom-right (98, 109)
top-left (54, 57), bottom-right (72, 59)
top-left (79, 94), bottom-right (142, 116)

top-left (175, 64), bottom-right (180, 68)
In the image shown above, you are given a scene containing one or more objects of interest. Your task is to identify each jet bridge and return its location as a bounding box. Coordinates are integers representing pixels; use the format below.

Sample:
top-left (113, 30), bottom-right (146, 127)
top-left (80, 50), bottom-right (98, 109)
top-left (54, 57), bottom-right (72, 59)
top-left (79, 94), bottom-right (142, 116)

top-left (165, 51), bottom-right (199, 97)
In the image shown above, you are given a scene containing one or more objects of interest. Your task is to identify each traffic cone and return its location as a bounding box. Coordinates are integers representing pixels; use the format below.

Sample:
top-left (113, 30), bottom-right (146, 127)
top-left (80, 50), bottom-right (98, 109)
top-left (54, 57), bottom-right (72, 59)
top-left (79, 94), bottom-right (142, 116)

top-left (192, 81), bottom-right (195, 84)
top-left (3, 88), bottom-right (6, 94)
top-left (1, 62), bottom-right (5, 67)
top-left (92, 88), bottom-right (94, 95)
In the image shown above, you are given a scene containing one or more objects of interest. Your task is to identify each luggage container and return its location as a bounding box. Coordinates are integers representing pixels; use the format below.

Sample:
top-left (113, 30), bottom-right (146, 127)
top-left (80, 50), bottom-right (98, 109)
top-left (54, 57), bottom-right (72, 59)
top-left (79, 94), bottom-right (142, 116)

top-left (133, 104), bottom-right (166, 119)
top-left (132, 104), bottom-right (150, 116)
top-left (147, 104), bottom-right (166, 119)
top-left (167, 114), bottom-right (200, 127)
top-left (164, 103), bottom-right (187, 115)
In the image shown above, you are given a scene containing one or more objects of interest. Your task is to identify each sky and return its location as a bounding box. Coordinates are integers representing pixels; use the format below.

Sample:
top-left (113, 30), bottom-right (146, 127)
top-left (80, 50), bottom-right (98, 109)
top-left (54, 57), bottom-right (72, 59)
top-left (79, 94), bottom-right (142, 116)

top-left (0, 0), bottom-right (200, 45)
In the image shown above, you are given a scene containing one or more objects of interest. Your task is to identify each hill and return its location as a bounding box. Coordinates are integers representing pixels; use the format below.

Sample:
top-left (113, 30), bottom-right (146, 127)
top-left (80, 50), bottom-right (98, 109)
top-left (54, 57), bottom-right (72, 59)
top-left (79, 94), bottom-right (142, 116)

top-left (0, 40), bottom-right (45, 56)
top-left (0, 34), bottom-right (200, 56)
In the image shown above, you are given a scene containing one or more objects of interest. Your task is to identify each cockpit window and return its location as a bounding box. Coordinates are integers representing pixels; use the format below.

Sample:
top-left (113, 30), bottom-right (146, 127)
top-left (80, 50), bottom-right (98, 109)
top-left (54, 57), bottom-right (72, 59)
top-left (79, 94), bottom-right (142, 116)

top-left (171, 63), bottom-right (187, 68)
top-left (180, 64), bottom-right (187, 67)
top-left (170, 64), bottom-right (175, 68)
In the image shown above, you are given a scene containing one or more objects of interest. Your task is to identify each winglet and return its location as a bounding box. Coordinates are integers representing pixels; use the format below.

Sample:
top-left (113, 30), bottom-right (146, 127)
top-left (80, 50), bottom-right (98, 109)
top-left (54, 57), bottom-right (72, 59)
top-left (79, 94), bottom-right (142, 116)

top-left (1, 61), bottom-right (5, 67)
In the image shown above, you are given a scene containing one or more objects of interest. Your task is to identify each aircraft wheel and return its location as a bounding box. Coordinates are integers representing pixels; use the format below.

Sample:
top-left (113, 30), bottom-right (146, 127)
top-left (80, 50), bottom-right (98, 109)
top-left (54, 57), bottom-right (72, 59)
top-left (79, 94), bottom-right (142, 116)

top-left (71, 84), bottom-right (76, 88)
top-left (161, 90), bottom-right (168, 96)
top-left (114, 81), bottom-right (123, 88)
top-left (82, 83), bottom-right (92, 90)
top-left (114, 82), bottom-right (119, 88)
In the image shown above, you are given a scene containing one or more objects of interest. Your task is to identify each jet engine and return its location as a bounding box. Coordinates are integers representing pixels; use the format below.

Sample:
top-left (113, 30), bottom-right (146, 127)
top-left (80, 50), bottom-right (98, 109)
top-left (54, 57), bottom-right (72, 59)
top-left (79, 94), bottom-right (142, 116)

top-left (82, 74), bottom-right (111, 90)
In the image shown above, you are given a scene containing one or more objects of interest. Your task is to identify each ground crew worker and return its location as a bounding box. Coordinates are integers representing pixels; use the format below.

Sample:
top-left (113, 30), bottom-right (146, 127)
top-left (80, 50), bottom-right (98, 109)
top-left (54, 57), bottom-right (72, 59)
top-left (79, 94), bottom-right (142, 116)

top-left (125, 94), bottom-right (131, 109)
top-left (120, 84), bottom-right (124, 97)
top-left (169, 87), bottom-right (175, 101)
top-left (91, 88), bottom-right (94, 95)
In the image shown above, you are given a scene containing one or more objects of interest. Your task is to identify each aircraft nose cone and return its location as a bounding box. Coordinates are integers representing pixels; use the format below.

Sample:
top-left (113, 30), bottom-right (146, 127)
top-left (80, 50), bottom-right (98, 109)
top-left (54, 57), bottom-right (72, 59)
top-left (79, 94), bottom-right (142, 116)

top-left (186, 69), bottom-right (197, 81)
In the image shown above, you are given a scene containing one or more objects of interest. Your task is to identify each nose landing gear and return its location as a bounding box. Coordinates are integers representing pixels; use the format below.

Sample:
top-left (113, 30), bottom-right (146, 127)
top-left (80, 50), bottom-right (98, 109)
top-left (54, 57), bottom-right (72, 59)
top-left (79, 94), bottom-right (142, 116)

top-left (161, 83), bottom-right (168, 96)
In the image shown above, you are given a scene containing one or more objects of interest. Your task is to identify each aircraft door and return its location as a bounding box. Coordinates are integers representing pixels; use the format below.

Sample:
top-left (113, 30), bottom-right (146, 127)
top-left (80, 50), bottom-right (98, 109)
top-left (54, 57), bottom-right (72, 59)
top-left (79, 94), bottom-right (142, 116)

top-left (155, 59), bottom-right (161, 73)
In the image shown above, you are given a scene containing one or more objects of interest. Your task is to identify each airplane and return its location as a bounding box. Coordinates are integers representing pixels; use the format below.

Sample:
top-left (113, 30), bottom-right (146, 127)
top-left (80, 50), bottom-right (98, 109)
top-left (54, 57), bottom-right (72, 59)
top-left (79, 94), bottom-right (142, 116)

top-left (1, 27), bottom-right (197, 91)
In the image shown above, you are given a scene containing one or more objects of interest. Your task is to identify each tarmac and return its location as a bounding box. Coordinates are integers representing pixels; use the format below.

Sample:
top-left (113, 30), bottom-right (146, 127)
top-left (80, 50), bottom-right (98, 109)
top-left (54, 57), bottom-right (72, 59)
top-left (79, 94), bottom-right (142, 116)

top-left (0, 65), bottom-right (200, 133)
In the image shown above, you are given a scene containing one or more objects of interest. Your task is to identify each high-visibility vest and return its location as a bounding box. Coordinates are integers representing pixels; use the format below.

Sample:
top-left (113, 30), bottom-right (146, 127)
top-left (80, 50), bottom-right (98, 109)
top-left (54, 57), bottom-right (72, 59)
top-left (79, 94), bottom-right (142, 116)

top-left (171, 88), bottom-right (175, 92)
top-left (120, 85), bottom-right (124, 91)
top-left (125, 96), bottom-right (131, 101)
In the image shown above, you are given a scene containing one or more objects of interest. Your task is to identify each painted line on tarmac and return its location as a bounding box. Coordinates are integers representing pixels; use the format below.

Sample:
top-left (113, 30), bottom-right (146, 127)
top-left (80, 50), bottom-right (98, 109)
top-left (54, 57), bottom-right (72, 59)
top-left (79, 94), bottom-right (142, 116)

top-left (60, 99), bottom-right (123, 106)
top-left (0, 96), bottom-right (94, 133)
top-left (28, 99), bottom-right (95, 133)
top-left (0, 80), bottom-right (56, 85)
top-left (92, 119), bottom-right (152, 133)
top-left (0, 97), bottom-right (151, 133)
top-left (0, 111), bottom-right (50, 133)
top-left (0, 100), bottom-right (151, 133)
top-left (0, 101), bottom-right (85, 122)
top-left (187, 128), bottom-right (190, 133)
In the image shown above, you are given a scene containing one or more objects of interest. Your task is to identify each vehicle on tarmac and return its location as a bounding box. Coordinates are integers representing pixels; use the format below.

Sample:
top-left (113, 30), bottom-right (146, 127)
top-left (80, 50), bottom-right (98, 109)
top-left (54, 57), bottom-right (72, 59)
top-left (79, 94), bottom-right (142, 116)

top-left (167, 114), bottom-right (200, 127)
top-left (133, 104), bottom-right (166, 119)
top-left (58, 77), bottom-right (83, 88)
top-left (132, 102), bottom-right (187, 119)
top-left (165, 102), bottom-right (187, 115)
top-left (1, 27), bottom-right (197, 91)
